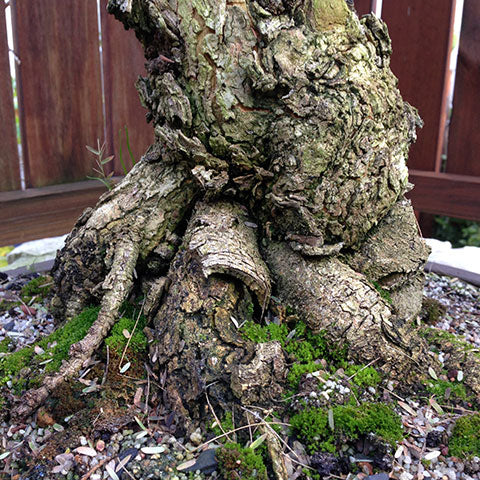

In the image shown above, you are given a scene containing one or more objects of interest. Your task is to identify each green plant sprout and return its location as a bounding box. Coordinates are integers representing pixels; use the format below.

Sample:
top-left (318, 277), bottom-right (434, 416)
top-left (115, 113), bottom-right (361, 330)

top-left (86, 139), bottom-right (115, 190)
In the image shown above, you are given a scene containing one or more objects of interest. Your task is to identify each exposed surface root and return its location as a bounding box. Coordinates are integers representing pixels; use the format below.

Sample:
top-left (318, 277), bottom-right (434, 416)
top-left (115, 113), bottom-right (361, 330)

top-left (13, 237), bottom-right (140, 420)
top-left (265, 241), bottom-right (432, 378)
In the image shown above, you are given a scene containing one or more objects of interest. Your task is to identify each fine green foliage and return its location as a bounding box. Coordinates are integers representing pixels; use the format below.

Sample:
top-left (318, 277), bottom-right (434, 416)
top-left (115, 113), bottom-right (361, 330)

top-left (345, 365), bottom-right (381, 387)
top-left (242, 319), bottom-right (348, 392)
top-left (216, 443), bottom-right (267, 480)
top-left (104, 308), bottom-right (147, 354)
top-left (86, 139), bottom-right (115, 190)
top-left (20, 275), bottom-right (52, 302)
top-left (0, 306), bottom-right (100, 387)
top-left (449, 414), bottom-right (480, 458)
top-left (290, 403), bottom-right (403, 454)
top-left (241, 321), bottom-right (288, 344)
top-left (426, 379), bottom-right (467, 401)
top-left (0, 338), bottom-right (10, 354)
top-left (434, 216), bottom-right (480, 248)
top-left (211, 411), bottom-right (234, 438)
top-left (372, 281), bottom-right (392, 304)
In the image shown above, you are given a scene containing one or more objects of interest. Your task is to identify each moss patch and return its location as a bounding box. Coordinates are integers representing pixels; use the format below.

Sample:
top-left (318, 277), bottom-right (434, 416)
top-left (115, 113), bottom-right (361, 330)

top-left (211, 411), bottom-right (234, 438)
top-left (216, 443), bottom-right (267, 480)
top-left (290, 403), bottom-right (403, 454)
top-left (425, 379), bottom-right (467, 402)
top-left (344, 365), bottom-right (381, 388)
top-left (0, 307), bottom-right (100, 388)
top-left (421, 297), bottom-right (446, 324)
top-left (372, 281), bottom-right (392, 304)
top-left (449, 414), bottom-right (480, 458)
top-left (20, 275), bottom-right (53, 303)
top-left (104, 306), bottom-right (147, 354)
top-left (241, 319), bottom-right (348, 391)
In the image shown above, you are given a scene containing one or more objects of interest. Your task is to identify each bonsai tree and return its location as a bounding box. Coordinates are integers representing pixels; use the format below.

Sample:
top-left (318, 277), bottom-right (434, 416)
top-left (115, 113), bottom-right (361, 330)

top-left (12, 0), bottom-right (480, 447)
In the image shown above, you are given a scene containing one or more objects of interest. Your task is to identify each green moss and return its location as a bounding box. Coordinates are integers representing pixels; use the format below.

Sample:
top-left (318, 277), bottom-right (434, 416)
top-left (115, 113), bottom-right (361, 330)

top-left (104, 309), bottom-right (147, 354)
top-left (345, 365), bottom-right (381, 387)
top-left (449, 414), bottom-right (480, 458)
top-left (426, 379), bottom-right (467, 401)
top-left (287, 362), bottom-right (327, 391)
top-left (372, 281), bottom-right (392, 304)
top-left (0, 338), bottom-right (10, 354)
top-left (216, 443), bottom-right (267, 480)
top-left (420, 327), bottom-right (479, 358)
top-left (241, 321), bottom-right (288, 344)
top-left (0, 306), bottom-right (100, 386)
top-left (242, 319), bottom-right (348, 393)
top-left (211, 411), bottom-right (234, 438)
top-left (20, 275), bottom-right (52, 302)
top-left (290, 403), bottom-right (403, 454)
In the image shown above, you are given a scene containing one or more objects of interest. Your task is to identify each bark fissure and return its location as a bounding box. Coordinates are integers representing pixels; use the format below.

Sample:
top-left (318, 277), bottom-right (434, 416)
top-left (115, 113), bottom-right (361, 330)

top-left (13, 0), bottom-right (480, 434)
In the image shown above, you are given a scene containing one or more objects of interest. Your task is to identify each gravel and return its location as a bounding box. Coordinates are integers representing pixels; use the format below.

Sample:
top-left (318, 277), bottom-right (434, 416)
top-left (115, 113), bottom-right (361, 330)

top-left (0, 271), bottom-right (479, 479)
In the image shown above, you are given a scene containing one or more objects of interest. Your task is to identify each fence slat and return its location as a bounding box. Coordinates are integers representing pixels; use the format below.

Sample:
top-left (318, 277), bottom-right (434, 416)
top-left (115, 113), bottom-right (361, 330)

top-left (354, 0), bottom-right (373, 16)
top-left (446, 0), bottom-right (480, 177)
top-left (12, 0), bottom-right (104, 188)
top-left (101, 0), bottom-right (153, 174)
top-left (382, 0), bottom-right (456, 173)
top-left (407, 171), bottom-right (480, 221)
top-left (0, 4), bottom-right (20, 191)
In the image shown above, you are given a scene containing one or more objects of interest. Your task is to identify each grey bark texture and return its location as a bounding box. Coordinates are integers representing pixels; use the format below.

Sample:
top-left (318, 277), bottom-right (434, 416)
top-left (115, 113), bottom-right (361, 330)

top-left (15, 0), bottom-right (479, 423)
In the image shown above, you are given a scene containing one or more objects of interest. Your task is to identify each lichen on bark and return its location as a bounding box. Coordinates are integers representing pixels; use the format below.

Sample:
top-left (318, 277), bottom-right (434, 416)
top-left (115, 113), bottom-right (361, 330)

top-left (14, 0), bottom-right (480, 432)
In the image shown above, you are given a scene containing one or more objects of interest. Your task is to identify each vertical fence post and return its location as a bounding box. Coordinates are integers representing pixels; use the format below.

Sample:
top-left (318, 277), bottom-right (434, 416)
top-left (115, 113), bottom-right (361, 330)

top-left (382, 0), bottom-right (456, 174)
top-left (100, 0), bottom-right (153, 175)
top-left (446, 0), bottom-right (480, 177)
top-left (12, 0), bottom-right (104, 188)
top-left (0, 3), bottom-right (20, 192)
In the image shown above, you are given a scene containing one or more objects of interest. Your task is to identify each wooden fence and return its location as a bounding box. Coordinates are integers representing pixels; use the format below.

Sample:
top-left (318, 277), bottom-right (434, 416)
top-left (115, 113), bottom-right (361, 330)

top-left (0, 0), bottom-right (479, 246)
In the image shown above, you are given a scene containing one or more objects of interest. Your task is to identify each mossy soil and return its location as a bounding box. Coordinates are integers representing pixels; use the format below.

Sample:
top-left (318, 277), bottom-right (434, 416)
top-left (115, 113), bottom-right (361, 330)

top-left (1, 286), bottom-right (480, 477)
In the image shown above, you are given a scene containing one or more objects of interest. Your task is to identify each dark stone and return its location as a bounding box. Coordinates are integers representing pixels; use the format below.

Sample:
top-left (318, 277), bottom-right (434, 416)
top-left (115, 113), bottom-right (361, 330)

top-left (426, 430), bottom-right (443, 448)
top-left (117, 448), bottom-right (139, 479)
top-left (365, 474), bottom-right (390, 480)
top-left (3, 320), bottom-right (15, 331)
top-left (184, 448), bottom-right (218, 474)
top-left (20, 465), bottom-right (48, 480)
top-left (310, 452), bottom-right (350, 478)
top-left (363, 433), bottom-right (393, 471)
top-left (0, 272), bottom-right (8, 283)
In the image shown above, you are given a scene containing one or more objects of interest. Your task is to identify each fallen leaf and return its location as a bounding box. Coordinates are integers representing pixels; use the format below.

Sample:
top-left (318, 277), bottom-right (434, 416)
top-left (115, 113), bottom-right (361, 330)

top-left (122, 329), bottom-right (131, 339)
top-left (424, 450), bottom-right (440, 461)
top-left (0, 452), bottom-right (11, 461)
top-left (429, 367), bottom-right (438, 380)
top-left (134, 416), bottom-right (148, 431)
top-left (52, 423), bottom-right (64, 432)
top-left (249, 433), bottom-right (267, 450)
top-left (120, 362), bottom-right (131, 373)
top-left (106, 463), bottom-right (120, 480)
top-left (133, 387), bottom-right (143, 406)
top-left (398, 401), bottom-right (416, 416)
top-left (75, 446), bottom-right (97, 457)
top-left (141, 446), bottom-right (166, 454)
top-left (177, 459), bottom-right (196, 471)
top-left (394, 445), bottom-right (404, 459)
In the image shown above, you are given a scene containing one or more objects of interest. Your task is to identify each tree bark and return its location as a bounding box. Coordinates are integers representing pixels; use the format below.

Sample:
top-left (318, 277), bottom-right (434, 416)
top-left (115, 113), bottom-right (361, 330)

top-left (13, 0), bottom-right (480, 428)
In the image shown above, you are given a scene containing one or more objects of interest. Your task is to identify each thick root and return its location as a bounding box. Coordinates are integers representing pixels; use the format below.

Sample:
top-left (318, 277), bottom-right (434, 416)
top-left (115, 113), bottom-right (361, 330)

top-left (13, 237), bottom-right (140, 420)
top-left (264, 242), bottom-right (431, 379)
top-left (51, 160), bottom-right (196, 321)
top-left (150, 201), bottom-right (284, 430)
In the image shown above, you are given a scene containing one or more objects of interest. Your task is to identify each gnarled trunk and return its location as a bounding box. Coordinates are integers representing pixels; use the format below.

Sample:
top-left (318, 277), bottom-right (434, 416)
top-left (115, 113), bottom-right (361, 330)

top-left (14, 0), bottom-right (480, 437)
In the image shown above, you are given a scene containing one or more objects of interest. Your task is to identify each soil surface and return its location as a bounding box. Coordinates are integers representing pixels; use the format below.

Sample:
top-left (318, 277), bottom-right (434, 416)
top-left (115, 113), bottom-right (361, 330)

top-left (0, 271), bottom-right (479, 480)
